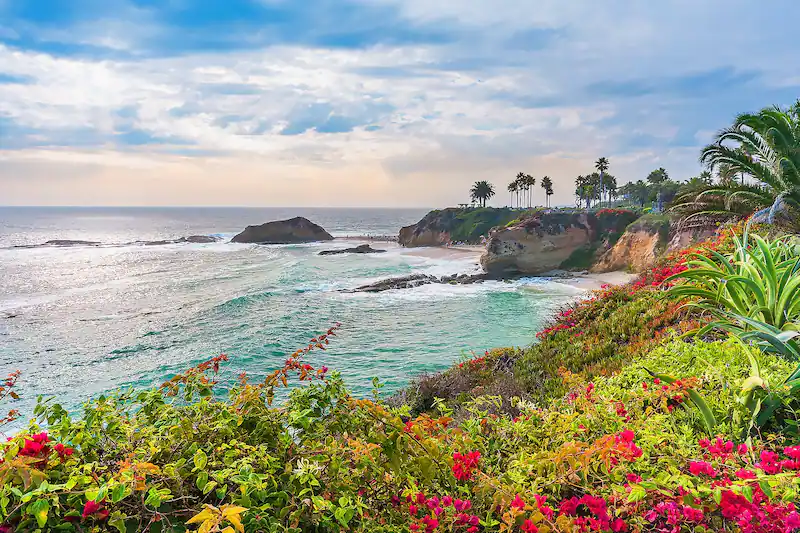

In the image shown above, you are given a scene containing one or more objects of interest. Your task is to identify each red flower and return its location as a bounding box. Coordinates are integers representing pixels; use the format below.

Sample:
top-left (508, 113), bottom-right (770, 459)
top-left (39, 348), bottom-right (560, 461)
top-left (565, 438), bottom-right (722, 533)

top-left (521, 519), bottom-right (538, 533)
top-left (510, 494), bottom-right (525, 510)
top-left (689, 461), bottom-right (717, 477)
top-left (54, 443), bottom-right (74, 460)
top-left (452, 451), bottom-right (481, 481)
top-left (82, 500), bottom-right (108, 521)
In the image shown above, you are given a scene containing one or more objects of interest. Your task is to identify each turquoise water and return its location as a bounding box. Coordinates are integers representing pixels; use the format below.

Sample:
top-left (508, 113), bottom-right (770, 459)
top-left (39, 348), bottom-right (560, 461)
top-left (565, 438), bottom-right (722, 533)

top-left (0, 207), bottom-right (583, 422)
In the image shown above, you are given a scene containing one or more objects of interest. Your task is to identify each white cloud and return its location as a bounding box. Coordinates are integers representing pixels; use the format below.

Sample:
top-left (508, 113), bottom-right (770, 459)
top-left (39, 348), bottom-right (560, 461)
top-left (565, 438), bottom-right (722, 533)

top-left (2, 1), bottom-right (800, 206)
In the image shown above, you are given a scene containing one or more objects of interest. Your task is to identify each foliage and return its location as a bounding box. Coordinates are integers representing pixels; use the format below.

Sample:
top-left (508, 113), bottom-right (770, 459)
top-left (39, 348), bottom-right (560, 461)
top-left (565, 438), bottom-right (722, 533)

top-left (668, 231), bottom-right (800, 333)
top-left (666, 230), bottom-right (800, 436)
top-left (677, 100), bottom-right (800, 226)
top-left (448, 208), bottom-right (523, 243)
top-left (470, 181), bottom-right (496, 208)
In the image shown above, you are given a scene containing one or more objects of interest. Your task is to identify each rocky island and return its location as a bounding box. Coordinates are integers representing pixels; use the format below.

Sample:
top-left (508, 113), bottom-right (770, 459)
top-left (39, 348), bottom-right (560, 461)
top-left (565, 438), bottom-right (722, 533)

top-left (231, 216), bottom-right (334, 244)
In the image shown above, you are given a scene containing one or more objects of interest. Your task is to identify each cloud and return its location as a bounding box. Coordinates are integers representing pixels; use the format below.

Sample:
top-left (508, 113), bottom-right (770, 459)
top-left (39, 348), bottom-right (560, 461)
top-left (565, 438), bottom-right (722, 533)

top-left (1, 0), bottom-right (800, 206)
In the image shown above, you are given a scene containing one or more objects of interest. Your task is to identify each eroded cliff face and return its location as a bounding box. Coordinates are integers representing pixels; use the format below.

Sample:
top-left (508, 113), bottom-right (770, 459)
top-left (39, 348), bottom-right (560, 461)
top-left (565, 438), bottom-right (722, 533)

top-left (480, 213), bottom-right (594, 275)
top-left (398, 225), bottom-right (451, 247)
top-left (591, 218), bottom-right (720, 274)
top-left (591, 230), bottom-right (663, 273)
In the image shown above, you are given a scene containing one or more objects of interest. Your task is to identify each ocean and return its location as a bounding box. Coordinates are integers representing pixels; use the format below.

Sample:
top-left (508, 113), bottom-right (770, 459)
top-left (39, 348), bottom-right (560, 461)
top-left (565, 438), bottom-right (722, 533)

top-left (0, 207), bottom-right (583, 423)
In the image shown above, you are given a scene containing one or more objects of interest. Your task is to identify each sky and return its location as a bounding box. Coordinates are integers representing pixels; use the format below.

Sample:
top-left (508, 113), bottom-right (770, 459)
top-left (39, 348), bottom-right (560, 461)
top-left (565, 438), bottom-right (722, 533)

top-left (1, 1), bottom-right (799, 207)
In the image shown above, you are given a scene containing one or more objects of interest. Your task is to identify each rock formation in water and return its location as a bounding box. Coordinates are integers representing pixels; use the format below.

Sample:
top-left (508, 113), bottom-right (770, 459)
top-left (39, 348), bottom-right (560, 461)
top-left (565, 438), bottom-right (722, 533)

top-left (141, 235), bottom-right (221, 246)
top-left (345, 272), bottom-right (491, 293)
top-left (43, 240), bottom-right (101, 247)
top-left (231, 217), bottom-right (334, 244)
top-left (318, 244), bottom-right (386, 256)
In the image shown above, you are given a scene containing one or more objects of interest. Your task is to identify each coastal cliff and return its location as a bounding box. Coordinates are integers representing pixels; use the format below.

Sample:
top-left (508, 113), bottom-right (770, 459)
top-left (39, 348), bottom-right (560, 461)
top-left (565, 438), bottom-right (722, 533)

top-left (398, 207), bottom-right (519, 247)
top-left (480, 209), bottom-right (639, 275)
top-left (591, 215), bottom-right (719, 273)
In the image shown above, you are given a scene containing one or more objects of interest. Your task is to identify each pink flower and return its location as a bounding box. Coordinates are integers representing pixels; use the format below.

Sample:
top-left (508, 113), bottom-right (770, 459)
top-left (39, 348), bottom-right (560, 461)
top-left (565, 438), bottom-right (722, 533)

top-left (452, 451), bottom-right (481, 481)
top-left (510, 494), bottom-right (526, 510)
top-left (82, 500), bottom-right (108, 521)
top-left (626, 473), bottom-right (642, 483)
top-left (619, 429), bottom-right (635, 443)
top-left (521, 519), bottom-right (538, 533)
top-left (689, 461), bottom-right (717, 477)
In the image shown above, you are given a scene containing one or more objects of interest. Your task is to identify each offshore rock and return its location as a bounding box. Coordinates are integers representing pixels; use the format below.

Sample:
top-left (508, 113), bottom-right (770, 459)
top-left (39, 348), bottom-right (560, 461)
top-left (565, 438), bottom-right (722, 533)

top-left (231, 217), bottom-right (333, 244)
top-left (318, 244), bottom-right (386, 256)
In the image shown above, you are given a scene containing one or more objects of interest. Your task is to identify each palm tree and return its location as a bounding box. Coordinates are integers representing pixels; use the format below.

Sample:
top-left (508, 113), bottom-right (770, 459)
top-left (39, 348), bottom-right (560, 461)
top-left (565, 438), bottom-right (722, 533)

top-left (595, 157), bottom-right (609, 206)
top-left (646, 167), bottom-right (669, 185)
top-left (524, 174), bottom-right (536, 207)
top-left (677, 100), bottom-right (800, 224)
top-left (575, 175), bottom-right (594, 209)
top-left (540, 176), bottom-right (553, 207)
top-left (515, 172), bottom-right (526, 208)
top-left (507, 180), bottom-right (518, 208)
top-left (470, 180), bottom-right (495, 207)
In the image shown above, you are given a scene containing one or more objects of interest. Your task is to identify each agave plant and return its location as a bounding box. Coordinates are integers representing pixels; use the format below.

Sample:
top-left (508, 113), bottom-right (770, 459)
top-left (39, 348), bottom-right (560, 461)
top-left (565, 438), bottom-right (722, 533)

top-left (666, 230), bottom-right (800, 435)
top-left (668, 232), bottom-right (800, 332)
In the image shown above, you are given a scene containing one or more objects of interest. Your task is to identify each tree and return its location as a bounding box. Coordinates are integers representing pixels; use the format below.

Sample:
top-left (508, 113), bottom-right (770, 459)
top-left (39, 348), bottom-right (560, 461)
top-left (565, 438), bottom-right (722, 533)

top-left (675, 100), bottom-right (800, 225)
top-left (507, 180), bottom-right (518, 208)
top-left (470, 180), bottom-right (495, 207)
top-left (515, 172), bottom-right (525, 208)
top-left (646, 167), bottom-right (669, 185)
top-left (540, 176), bottom-right (554, 207)
top-left (595, 157), bottom-right (610, 206)
top-left (524, 174), bottom-right (536, 207)
top-left (575, 175), bottom-right (588, 208)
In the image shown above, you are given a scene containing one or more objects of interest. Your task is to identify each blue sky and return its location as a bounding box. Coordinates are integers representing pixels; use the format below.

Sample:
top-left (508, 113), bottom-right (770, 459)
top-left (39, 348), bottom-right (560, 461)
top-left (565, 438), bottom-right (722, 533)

top-left (1, 0), bottom-right (800, 206)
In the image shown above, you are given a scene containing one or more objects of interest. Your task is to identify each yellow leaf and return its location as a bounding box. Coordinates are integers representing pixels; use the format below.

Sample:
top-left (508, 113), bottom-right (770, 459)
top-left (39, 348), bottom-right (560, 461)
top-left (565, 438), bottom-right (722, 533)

top-left (187, 509), bottom-right (215, 524)
top-left (221, 505), bottom-right (247, 518)
top-left (221, 528), bottom-right (235, 533)
top-left (227, 514), bottom-right (245, 533)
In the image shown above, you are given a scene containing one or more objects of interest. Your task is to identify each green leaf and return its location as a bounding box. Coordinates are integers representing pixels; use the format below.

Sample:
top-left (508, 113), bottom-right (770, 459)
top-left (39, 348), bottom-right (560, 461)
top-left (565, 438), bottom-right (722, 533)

top-left (109, 512), bottom-right (128, 533)
top-left (627, 485), bottom-right (647, 502)
top-left (758, 481), bottom-right (774, 499)
top-left (30, 499), bottom-right (49, 528)
top-left (196, 471), bottom-right (209, 492)
top-left (742, 484), bottom-right (754, 503)
top-left (111, 484), bottom-right (129, 504)
top-left (202, 481), bottom-right (217, 495)
top-left (193, 449), bottom-right (208, 471)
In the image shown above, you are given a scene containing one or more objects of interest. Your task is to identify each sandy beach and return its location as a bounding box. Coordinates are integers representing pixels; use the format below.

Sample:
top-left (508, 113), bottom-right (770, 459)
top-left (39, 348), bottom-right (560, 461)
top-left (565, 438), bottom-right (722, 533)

top-left (549, 271), bottom-right (638, 290)
top-left (399, 243), bottom-right (638, 290)
top-left (401, 244), bottom-right (486, 261)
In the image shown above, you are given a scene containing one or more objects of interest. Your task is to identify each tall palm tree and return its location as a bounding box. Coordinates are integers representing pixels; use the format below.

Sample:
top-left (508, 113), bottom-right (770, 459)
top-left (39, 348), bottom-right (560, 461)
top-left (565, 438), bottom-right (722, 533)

top-left (515, 172), bottom-right (526, 208)
top-left (524, 174), bottom-right (536, 207)
top-left (595, 157), bottom-right (609, 206)
top-left (540, 176), bottom-right (553, 207)
top-left (678, 100), bottom-right (800, 224)
top-left (575, 175), bottom-right (591, 209)
top-left (507, 180), bottom-right (518, 208)
top-left (470, 180), bottom-right (496, 208)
